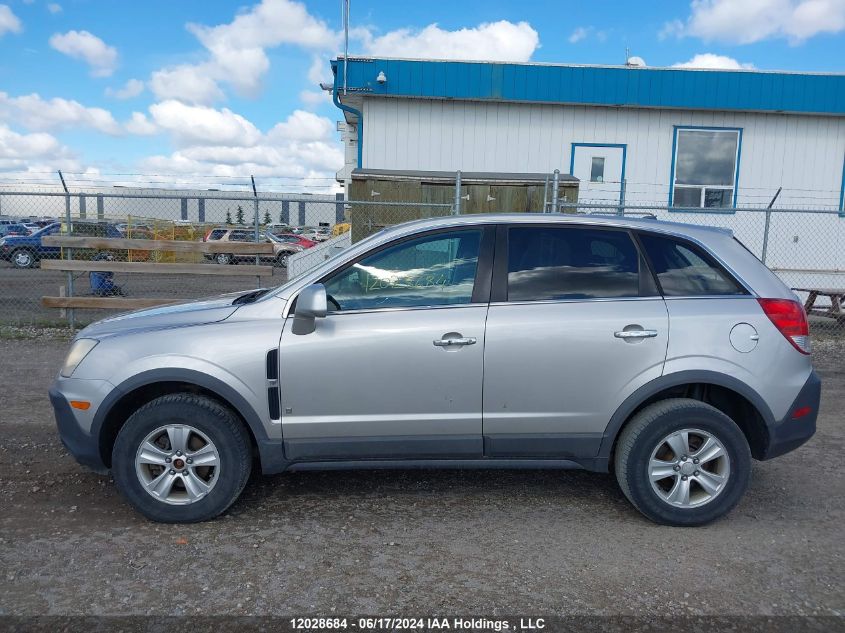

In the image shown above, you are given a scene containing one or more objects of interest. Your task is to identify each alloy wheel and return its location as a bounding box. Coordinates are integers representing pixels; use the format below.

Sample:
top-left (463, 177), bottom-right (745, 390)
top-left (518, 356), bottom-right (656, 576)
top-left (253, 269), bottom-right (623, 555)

top-left (648, 428), bottom-right (731, 508)
top-left (134, 424), bottom-right (220, 505)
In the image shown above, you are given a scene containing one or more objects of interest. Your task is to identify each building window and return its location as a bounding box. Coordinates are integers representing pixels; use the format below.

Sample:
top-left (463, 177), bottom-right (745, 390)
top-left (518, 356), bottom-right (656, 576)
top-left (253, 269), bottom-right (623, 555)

top-left (672, 128), bottom-right (740, 208)
top-left (590, 157), bottom-right (605, 183)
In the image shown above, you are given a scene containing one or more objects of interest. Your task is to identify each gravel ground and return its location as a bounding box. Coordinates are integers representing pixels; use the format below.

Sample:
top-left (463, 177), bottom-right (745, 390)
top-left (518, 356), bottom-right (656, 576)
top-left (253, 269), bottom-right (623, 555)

top-left (0, 338), bottom-right (843, 621)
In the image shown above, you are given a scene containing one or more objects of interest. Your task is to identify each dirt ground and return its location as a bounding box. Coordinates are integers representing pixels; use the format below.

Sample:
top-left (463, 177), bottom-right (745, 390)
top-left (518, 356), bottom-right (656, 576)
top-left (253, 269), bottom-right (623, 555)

top-left (0, 336), bottom-right (843, 620)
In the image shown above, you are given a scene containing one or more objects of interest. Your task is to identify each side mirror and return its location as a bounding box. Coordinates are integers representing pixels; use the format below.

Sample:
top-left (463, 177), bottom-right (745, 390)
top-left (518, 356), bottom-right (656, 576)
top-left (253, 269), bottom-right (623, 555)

top-left (291, 283), bottom-right (327, 335)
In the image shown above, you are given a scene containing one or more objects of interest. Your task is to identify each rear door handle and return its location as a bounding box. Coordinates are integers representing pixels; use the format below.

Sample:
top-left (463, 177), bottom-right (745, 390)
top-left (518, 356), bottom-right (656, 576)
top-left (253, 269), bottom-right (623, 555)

top-left (614, 329), bottom-right (658, 339)
top-left (433, 337), bottom-right (477, 347)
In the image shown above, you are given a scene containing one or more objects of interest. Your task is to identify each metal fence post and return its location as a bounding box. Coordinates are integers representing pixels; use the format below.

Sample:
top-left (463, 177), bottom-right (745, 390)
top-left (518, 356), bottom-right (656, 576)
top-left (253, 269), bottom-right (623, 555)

top-left (618, 179), bottom-right (626, 216)
top-left (251, 175), bottom-right (261, 289)
top-left (453, 170), bottom-right (461, 215)
top-left (542, 174), bottom-right (549, 213)
top-left (761, 187), bottom-right (782, 264)
top-left (551, 169), bottom-right (560, 213)
top-left (58, 170), bottom-right (74, 329)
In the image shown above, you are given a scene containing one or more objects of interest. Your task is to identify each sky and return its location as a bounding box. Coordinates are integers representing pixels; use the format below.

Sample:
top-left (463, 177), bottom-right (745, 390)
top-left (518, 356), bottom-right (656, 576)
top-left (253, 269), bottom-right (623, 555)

top-left (0, 0), bottom-right (843, 193)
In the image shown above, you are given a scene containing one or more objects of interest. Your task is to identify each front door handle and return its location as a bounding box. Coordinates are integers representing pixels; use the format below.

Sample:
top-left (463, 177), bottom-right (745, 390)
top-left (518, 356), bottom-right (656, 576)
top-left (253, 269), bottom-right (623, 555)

top-left (614, 329), bottom-right (658, 339)
top-left (433, 336), bottom-right (477, 347)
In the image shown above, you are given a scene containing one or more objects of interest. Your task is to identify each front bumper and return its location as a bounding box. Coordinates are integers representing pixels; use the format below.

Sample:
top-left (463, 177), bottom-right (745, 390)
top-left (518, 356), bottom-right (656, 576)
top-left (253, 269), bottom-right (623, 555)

top-left (761, 369), bottom-right (821, 460)
top-left (49, 386), bottom-right (109, 473)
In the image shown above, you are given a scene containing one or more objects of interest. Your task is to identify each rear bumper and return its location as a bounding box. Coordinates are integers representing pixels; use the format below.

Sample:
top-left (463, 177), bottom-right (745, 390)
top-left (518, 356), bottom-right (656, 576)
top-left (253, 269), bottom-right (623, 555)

top-left (761, 369), bottom-right (820, 460)
top-left (49, 387), bottom-right (108, 474)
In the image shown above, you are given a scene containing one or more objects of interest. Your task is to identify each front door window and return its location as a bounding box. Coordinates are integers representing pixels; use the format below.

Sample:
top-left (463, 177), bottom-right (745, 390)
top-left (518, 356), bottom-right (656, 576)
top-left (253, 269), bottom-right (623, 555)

top-left (323, 230), bottom-right (482, 311)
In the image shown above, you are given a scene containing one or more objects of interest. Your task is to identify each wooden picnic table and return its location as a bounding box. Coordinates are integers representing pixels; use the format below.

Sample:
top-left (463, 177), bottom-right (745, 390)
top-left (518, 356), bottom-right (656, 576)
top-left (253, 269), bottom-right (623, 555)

top-left (793, 287), bottom-right (845, 324)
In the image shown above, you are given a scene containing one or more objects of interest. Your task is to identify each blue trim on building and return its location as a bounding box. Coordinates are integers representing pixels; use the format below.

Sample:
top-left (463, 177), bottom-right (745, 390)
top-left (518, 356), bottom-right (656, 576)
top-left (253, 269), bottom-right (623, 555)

top-left (332, 58), bottom-right (845, 116)
top-left (668, 126), bottom-right (743, 212)
top-left (569, 143), bottom-right (627, 203)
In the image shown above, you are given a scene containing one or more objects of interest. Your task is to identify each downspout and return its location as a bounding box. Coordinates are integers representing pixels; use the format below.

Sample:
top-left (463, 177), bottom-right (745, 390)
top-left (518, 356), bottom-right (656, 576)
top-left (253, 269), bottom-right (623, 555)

top-left (333, 63), bottom-right (363, 169)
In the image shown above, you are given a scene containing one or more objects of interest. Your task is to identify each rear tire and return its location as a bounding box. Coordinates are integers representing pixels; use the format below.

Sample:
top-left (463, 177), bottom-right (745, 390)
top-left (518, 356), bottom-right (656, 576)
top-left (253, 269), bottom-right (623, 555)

top-left (112, 394), bottom-right (252, 523)
top-left (215, 253), bottom-right (232, 265)
top-left (614, 398), bottom-right (750, 526)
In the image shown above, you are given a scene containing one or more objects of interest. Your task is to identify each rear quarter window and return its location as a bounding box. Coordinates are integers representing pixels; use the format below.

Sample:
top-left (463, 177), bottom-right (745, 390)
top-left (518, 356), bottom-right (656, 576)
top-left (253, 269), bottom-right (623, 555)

top-left (208, 229), bottom-right (226, 240)
top-left (638, 232), bottom-right (747, 296)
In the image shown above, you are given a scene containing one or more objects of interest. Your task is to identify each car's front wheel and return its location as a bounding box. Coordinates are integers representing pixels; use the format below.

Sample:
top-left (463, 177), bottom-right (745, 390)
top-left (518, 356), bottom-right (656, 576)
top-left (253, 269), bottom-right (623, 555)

top-left (11, 248), bottom-right (36, 268)
top-left (112, 394), bottom-right (252, 523)
top-left (614, 398), bottom-right (751, 526)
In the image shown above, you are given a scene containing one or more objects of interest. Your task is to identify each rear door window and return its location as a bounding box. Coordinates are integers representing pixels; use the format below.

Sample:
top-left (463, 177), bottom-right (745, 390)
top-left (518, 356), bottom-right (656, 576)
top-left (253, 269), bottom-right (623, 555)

top-left (506, 226), bottom-right (641, 301)
top-left (638, 233), bottom-right (746, 296)
top-left (208, 229), bottom-right (226, 240)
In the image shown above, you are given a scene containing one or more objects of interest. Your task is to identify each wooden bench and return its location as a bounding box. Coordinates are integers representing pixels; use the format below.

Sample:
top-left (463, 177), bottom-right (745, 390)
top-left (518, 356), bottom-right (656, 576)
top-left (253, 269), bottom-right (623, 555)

top-left (793, 287), bottom-right (845, 324)
top-left (40, 235), bottom-right (275, 311)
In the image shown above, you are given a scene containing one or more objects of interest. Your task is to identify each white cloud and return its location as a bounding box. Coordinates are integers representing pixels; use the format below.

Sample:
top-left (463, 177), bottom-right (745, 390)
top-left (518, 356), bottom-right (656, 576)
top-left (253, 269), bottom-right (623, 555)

top-left (663, 0), bottom-right (845, 44)
top-left (673, 53), bottom-right (755, 70)
top-left (137, 107), bottom-right (342, 186)
top-left (0, 124), bottom-right (82, 174)
top-left (148, 64), bottom-right (225, 105)
top-left (147, 100), bottom-right (262, 147)
top-left (105, 78), bottom-right (144, 100)
top-left (0, 5), bottom-right (22, 38)
top-left (49, 30), bottom-right (118, 76)
top-left (155, 0), bottom-right (338, 101)
top-left (266, 109), bottom-right (333, 141)
top-left (299, 89), bottom-right (331, 109)
top-left (359, 20), bottom-right (539, 61)
top-left (47, 3), bottom-right (62, 14)
top-left (0, 92), bottom-right (122, 135)
top-left (568, 27), bottom-right (589, 44)
top-left (124, 112), bottom-right (158, 136)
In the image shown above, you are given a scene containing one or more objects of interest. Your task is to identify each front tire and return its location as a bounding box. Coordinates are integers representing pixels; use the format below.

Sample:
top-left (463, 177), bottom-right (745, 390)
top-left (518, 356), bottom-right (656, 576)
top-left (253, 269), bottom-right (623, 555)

top-left (11, 249), bottom-right (36, 269)
top-left (112, 394), bottom-right (252, 523)
top-left (614, 398), bottom-right (751, 526)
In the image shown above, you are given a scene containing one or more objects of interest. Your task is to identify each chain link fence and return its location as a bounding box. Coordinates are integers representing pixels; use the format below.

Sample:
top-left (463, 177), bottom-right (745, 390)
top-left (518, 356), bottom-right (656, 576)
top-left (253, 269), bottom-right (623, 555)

top-left (1, 178), bottom-right (843, 337)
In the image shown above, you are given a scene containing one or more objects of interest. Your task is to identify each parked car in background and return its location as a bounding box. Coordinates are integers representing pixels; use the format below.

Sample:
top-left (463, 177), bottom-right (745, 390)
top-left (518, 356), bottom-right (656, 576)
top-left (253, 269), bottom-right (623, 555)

top-left (264, 223), bottom-right (290, 234)
top-left (0, 222), bottom-right (62, 268)
top-left (49, 214), bottom-right (819, 525)
top-left (115, 222), bottom-right (153, 236)
top-left (271, 233), bottom-right (317, 249)
top-left (0, 223), bottom-right (32, 237)
top-left (311, 227), bottom-right (332, 242)
top-left (23, 223), bottom-right (42, 234)
top-left (202, 227), bottom-right (302, 267)
top-left (0, 221), bottom-right (135, 268)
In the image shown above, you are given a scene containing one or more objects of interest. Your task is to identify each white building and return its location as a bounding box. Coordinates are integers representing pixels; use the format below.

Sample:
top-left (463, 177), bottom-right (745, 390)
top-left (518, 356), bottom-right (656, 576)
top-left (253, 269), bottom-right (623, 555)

top-left (331, 57), bottom-right (844, 211)
top-left (330, 57), bottom-right (845, 285)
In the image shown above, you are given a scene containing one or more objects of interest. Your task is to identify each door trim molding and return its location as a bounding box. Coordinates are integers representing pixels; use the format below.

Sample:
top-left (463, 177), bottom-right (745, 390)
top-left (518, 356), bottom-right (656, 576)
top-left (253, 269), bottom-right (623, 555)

top-left (569, 142), bottom-right (628, 204)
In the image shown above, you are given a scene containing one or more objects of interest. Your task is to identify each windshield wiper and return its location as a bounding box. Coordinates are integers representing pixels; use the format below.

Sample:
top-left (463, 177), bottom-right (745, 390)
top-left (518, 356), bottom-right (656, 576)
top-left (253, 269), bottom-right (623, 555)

top-left (232, 288), bottom-right (271, 305)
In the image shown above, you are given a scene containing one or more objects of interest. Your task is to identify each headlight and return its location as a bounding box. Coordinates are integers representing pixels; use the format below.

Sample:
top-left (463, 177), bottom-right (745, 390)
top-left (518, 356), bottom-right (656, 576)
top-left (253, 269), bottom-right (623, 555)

top-left (60, 338), bottom-right (99, 378)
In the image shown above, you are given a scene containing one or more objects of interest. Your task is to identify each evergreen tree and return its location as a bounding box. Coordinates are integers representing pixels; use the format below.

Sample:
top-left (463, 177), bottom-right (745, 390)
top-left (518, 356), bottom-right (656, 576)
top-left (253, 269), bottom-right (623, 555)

top-left (263, 210), bottom-right (272, 225)
top-left (225, 210), bottom-right (233, 225)
top-left (235, 205), bottom-right (245, 225)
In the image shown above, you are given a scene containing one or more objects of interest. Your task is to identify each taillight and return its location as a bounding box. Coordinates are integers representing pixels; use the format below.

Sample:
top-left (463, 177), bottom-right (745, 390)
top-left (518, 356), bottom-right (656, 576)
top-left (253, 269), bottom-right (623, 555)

top-left (757, 298), bottom-right (810, 354)
top-left (203, 229), bottom-right (212, 242)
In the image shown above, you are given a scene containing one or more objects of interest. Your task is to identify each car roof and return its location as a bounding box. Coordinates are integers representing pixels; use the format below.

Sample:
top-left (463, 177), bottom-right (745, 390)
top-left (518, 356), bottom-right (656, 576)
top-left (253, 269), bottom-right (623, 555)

top-left (378, 212), bottom-right (733, 242)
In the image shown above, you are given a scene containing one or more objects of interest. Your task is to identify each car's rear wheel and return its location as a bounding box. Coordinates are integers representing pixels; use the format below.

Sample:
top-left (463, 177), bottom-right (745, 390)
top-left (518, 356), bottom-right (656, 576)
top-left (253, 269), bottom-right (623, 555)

top-left (276, 253), bottom-right (289, 267)
top-left (11, 249), bottom-right (36, 269)
top-left (614, 398), bottom-right (750, 526)
top-left (112, 394), bottom-right (252, 523)
top-left (215, 253), bottom-right (232, 265)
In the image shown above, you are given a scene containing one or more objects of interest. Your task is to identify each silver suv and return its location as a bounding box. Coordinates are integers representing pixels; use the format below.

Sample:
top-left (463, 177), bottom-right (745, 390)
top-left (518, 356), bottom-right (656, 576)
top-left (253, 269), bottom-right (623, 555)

top-left (50, 214), bottom-right (820, 525)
